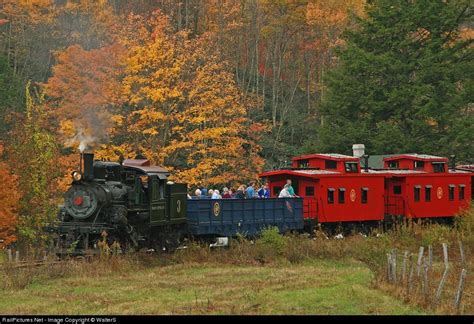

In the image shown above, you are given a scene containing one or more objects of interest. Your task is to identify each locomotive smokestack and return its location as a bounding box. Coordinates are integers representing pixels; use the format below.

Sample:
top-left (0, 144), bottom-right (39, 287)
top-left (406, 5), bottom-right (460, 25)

top-left (82, 152), bottom-right (94, 181)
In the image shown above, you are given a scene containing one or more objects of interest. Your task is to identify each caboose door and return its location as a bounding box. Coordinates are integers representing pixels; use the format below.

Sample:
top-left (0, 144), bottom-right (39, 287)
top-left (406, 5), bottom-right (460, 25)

top-left (149, 175), bottom-right (166, 224)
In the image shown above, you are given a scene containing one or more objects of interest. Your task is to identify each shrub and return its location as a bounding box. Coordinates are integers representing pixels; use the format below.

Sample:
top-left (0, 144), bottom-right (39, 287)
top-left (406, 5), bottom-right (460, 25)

top-left (257, 227), bottom-right (287, 255)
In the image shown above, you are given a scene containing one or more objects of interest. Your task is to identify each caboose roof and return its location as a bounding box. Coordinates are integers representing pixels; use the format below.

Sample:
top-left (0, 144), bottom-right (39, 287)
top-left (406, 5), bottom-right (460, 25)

top-left (259, 169), bottom-right (340, 178)
top-left (384, 154), bottom-right (448, 162)
top-left (456, 165), bottom-right (474, 172)
top-left (292, 153), bottom-right (358, 161)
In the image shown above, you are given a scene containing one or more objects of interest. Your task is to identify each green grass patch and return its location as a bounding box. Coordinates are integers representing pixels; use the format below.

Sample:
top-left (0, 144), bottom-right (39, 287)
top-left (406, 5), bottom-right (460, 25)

top-left (0, 259), bottom-right (423, 315)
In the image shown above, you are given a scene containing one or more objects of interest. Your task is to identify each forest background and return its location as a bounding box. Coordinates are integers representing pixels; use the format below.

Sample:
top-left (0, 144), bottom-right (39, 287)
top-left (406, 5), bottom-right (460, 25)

top-left (0, 0), bottom-right (472, 247)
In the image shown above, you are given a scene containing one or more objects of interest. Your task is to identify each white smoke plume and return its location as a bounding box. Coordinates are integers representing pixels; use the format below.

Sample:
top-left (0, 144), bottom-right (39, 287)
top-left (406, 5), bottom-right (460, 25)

top-left (65, 130), bottom-right (97, 153)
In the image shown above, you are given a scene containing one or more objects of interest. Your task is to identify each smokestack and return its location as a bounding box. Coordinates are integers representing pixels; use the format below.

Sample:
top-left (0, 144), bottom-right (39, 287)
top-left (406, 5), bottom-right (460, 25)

top-left (82, 152), bottom-right (94, 181)
top-left (363, 154), bottom-right (369, 172)
top-left (450, 155), bottom-right (456, 171)
top-left (352, 144), bottom-right (365, 158)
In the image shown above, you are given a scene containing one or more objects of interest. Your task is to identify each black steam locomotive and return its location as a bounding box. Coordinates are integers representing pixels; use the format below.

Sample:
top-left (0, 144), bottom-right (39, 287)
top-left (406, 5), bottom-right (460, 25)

top-left (50, 153), bottom-right (188, 255)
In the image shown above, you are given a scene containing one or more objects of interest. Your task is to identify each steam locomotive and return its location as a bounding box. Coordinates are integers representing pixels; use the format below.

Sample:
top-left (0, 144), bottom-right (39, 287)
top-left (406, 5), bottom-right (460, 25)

top-left (50, 153), bottom-right (189, 255)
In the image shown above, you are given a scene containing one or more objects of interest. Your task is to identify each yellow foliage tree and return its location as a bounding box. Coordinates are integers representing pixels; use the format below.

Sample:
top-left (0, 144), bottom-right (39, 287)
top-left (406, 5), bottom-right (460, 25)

top-left (102, 12), bottom-right (265, 187)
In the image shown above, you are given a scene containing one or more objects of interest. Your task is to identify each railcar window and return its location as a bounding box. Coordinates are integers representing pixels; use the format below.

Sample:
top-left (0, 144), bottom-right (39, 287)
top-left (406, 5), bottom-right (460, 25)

top-left (414, 186), bottom-right (420, 202)
top-left (388, 161), bottom-right (399, 169)
top-left (393, 185), bottom-right (402, 195)
top-left (305, 186), bottom-right (315, 196)
top-left (459, 185), bottom-right (465, 200)
top-left (361, 188), bottom-right (368, 204)
top-left (325, 160), bottom-right (337, 169)
top-left (448, 185), bottom-right (455, 201)
top-left (274, 186), bottom-right (282, 196)
top-left (327, 188), bottom-right (335, 204)
top-left (432, 163), bottom-right (446, 173)
top-left (345, 162), bottom-right (358, 173)
top-left (425, 186), bottom-right (432, 202)
top-left (298, 160), bottom-right (309, 168)
top-left (414, 161), bottom-right (425, 169)
top-left (338, 188), bottom-right (345, 203)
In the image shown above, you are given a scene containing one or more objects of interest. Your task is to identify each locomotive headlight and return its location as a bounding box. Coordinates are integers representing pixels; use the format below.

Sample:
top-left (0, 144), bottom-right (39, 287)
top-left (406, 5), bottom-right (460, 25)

top-left (72, 171), bottom-right (82, 181)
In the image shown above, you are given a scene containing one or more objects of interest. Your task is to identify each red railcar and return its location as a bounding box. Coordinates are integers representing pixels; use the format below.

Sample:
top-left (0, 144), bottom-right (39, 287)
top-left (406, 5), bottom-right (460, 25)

top-left (259, 154), bottom-right (386, 225)
top-left (379, 154), bottom-right (471, 219)
top-left (259, 153), bottom-right (471, 227)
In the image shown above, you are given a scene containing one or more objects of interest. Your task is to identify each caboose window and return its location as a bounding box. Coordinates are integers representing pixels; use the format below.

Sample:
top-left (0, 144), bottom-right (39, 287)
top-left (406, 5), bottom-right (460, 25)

top-left (305, 186), bottom-right (315, 196)
top-left (345, 162), bottom-right (358, 173)
top-left (448, 185), bottom-right (455, 200)
top-left (425, 186), bottom-right (432, 202)
top-left (459, 185), bottom-right (465, 200)
top-left (298, 159), bottom-right (309, 168)
top-left (325, 160), bottom-right (337, 169)
top-left (414, 186), bottom-right (421, 202)
top-left (414, 161), bottom-right (425, 169)
top-left (361, 188), bottom-right (368, 204)
top-left (338, 188), bottom-right (346, 203)
top-left (327, 188), bottom-right (335, 204)
top-left (393, 185), bottom-right (402, 195)
top-left (388, 161), bottom-right (399, 169)
top-left (432, 162), bottom-right (446, 173)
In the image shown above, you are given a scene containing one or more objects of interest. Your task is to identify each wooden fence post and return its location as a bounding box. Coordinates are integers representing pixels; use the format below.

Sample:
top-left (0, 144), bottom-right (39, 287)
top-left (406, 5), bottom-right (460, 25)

top-left (428, 245), bottom-right (433, 269)
top-left (422, 257), bottom-right (429, 298)
top-left (435, 243), bottom-right (449, 305)
top-left (391, 249), bottom-right (397, 283)
top-left (416, 246), bottom-right (424, 277)
top-left (402, 251), bottom-right (409, 282)
top-left (408, 254), bottom-right (415, 295)
top-left (454, 269), bottom-right (467, 313)
top-left (458, 241), bottom-right (465, 268)
top-left (387, 253), bottom-right (392, 282)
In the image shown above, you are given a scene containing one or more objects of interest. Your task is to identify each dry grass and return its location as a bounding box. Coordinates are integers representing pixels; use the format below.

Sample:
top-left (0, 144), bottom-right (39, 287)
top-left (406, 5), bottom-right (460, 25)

top-left (0, 207), bottom-right (472, 314)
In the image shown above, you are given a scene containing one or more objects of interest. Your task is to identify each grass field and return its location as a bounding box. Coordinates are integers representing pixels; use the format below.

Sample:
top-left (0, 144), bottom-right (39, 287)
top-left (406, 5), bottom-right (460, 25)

top-left (1, 208), bottom-right (472, 315)
top-left (0, 259), bottom-right (423, 315)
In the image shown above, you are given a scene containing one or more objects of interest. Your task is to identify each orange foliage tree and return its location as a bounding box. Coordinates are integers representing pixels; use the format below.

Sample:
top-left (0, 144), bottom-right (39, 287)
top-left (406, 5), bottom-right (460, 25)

top-left (45, 11), bottom-right (266, 188)
top-left (0, 142), bottom-right (21, 248)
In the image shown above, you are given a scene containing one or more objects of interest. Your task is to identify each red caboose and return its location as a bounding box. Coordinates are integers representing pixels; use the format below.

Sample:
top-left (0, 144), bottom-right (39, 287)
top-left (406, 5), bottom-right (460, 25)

top-left (378, 154), bottom-right (471, 219)
top-left (259, 154), bottom-right (386, 227)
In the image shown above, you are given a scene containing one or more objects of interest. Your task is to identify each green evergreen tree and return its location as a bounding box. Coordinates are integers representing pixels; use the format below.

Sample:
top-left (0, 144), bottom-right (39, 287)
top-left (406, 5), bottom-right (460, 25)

top-left (308, 0), bottom-right (473, 161)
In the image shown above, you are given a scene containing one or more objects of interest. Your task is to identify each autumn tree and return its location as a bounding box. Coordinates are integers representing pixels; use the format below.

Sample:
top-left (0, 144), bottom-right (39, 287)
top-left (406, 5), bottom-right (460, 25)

top-left (8, 82), bottom-right (59, 247)
top-left (0, 141), bottom-right (21, 248)
top-left (103, 12), bottom-right (265, 187)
